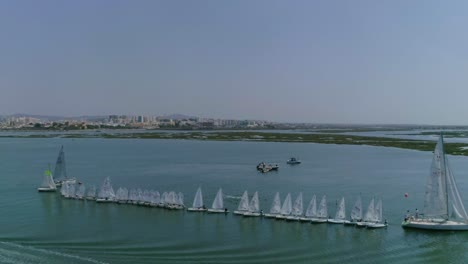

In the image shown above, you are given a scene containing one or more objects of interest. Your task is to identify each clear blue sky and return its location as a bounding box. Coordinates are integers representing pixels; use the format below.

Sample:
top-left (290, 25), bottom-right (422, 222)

top-left (1, 0), bottom-right (468, 124)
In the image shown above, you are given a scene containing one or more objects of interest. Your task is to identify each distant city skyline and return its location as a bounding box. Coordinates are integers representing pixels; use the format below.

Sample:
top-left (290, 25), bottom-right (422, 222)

top-left (2, 1), bottom-right (468, 125)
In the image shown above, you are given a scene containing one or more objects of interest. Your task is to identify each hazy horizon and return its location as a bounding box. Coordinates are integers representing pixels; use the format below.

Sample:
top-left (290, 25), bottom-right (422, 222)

top-left (2, 1), bottom-right (468, 125)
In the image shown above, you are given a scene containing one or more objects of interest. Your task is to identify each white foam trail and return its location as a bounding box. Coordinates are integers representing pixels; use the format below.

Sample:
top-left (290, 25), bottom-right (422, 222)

top-left (0, 242), bottom-right (108, 264)
top-left (225, 195), bottom-right (241, 200)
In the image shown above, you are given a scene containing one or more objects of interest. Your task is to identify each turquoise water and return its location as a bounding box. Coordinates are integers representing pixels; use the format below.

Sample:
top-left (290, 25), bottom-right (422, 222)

top-left (0, 138), bottom-right (467, 263)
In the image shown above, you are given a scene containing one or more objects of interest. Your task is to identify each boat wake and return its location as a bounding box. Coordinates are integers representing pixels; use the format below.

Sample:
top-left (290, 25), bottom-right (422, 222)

top-left (224, 195), bottom-right (241, 200)
top-left (0, 241), bottom-right (108, 264)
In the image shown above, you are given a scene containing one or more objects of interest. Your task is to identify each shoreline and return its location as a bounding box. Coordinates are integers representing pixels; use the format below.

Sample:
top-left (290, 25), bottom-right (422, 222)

top-left (2, 131), bottom-right (468, 156)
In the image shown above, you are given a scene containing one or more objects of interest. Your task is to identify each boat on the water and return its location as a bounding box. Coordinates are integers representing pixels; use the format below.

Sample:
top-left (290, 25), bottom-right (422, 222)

top-left (367, 199), bottom-right (387, 228)
top-left (276, 193), bottom-right (292, 220)
top-left (264, 192), bottom-right (282, 218)
top-left (150, 190), bottom-right (160, 207)
top-left (188, 187), bottom-right (207, 212)
top-left (344, 195), bottom-right (363, 225)
top-left (75, 183), bottom-right (86, 199)
top-left (402, 134), bottom-right (468, 231)
top-left (208, 188), bottom-right (228, 213)
top-left (234, 191), bottom-right (250, 215)
top-left (328, 197), bottom-right (347, 224)
top-left (243, 191), bottom-right (261, 217)
top-left (356, 198), bottom-right (386, 228)
top-left (85, 185), bottom-right (96, 200)
top-left (286, 192), bottom-right (303, 221)
top-left (299, 195), bottom-right (316, 222)
top-left (286, 157), bottom-right (301, 165)
top-left (37, 167), bottom-right (57, 192)
top-left (256, 162), bottom-right (279, 173)
top-left (311, 195), bottom-right (328, 223)
top-left (96, 177), bottom-right (116, 203)
top-left (66, 183), bottom-right (76, 199)
top-left (116, 187), bottom-right (129, 204)
top-left (53, 146), bottom-right (76, 187)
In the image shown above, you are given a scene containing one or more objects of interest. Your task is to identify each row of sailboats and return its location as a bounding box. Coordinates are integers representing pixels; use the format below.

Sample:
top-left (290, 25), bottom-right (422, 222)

top-left (187, 188), bottom-right (386, 227)
top-left (60, 177), bottom-right (186, 209)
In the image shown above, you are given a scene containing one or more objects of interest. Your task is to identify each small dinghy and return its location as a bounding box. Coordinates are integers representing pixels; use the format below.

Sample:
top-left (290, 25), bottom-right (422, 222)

top-left (234, 191), bottom-right (250, 215)
top-left (286, 192), bottom-right (303, 221)
top-left (188, 187), bottom-right (207, 212)
top-left (264, 192), bottom-right (282, 218)
top-left (243, 191), bottom-right (261, 217)
top-left (37, 167), bottom-right (57, 192)
top-left (299, 195), bottom-right (316, 222)
top-left (276, 193), bottom-right (292, 220)
top-left (96, 177), bottom-right (116, 203)
top-left (328, 197), bottom-right (347, 224)
top-left (311, 195), bottom-right (328, 223)
top-left (208, 188), bottom-right (228, 213)
top-left (85, 185), bottom-right (96, 200)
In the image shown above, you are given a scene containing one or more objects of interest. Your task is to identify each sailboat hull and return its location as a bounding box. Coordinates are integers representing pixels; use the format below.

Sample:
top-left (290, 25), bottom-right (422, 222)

top-left (298, 217), bottom-right (312, 222)
top-left (286, 216), bottom-right (300, 221)
top-left (96, 198), bottom-right (115, 203)
top-left (243, 212), bottom-right (261, 217)
top-left (37, 187), bottom-right (57, 192)
top-left (327, 219), bottom-right (346, 224)
top-left (187, 207), bottom-right (208, 212)
top-left (233, 210), bottom-right (247, 215)
top-left (402, 220), bottom-right (468, 230)
top-left (310, 218), bottom-right (328, 223)
top-left (263, 213), bottom-right (280, 218)
top-left (275, 215), bottom-right (288, 220)
top-left (207, 209), bottom-right (228, 213)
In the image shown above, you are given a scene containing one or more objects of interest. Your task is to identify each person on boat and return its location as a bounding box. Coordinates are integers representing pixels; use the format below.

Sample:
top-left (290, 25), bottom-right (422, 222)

top-left (404, 210), bottom-right (410, 221)
top-left (415, 208), bottom-right (419, 219)
top-left (224, 208), bottom-right (228, 213)
top-left (384, 219), bottom-right (387, 225)
top-left (260, 210), bottom-right (264, 216)
top-left (202, 205), bottom-right (206, 210)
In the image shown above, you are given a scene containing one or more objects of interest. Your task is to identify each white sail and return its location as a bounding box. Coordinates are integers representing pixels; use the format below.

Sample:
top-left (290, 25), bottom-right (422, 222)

top-left (446, 160), bottom-right (468, 221)
top-left (248, 191), bottom-right (260, 213)
top-left (305, 195), bottom-right (317, 217)
top-left (317, 195), bottom-right (328, 218)
top-left (68, 183), bottom-right (76, 198)
top-left (137, 189), bottom-right (144, 202)
top-left (280, 193), bottom-right (292, 215)
top-left (178, 192), bottom-right (184, 206)
top-left (129, 189), bottom-right (137, 202)
top-left (53, 146), bottom-right (67, 181)
top-left (61, 182), bottom-right (69, 196)
top-left (153, 191), bottom-right (161, 204)
top-left (237, 191), bottom-right (250, 211)
top-left (86, 185), bottom-right (96, 198)
top-left (351, 195), bottom-right (362, 221)
top-left (98, 177), bottom-right (115, 199)
top-left (334, 197), bottom-right (346, 220)
top-left (292, 192), bottom-right (303, 216)
top-left (424, 135), bottom-right (448, 219)
top-left (116, 187), bottom-right (128, 201)
top-left (364, 198), bottom-right (376, 222)
top-left (270, 192), bottom-right (281, 214)
top-left (122, 188), bottom-right (129, 201)
top-left (192, 187), bottom-right (204, 208)
top-left (39, 169), bottom-right (56, 189)
top-left (142, 190), bottom-right (150, 203)
top-left (212, 188), bottom-right (224, 209)
top-left (76, 184), bottom-right (86, 198)
top-left (161, 192), bottom-right (168, 204)
top-left (375, 199), bottom-right (382, 222)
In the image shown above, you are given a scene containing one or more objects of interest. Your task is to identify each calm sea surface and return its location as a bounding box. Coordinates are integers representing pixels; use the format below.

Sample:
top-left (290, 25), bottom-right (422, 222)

top-left (0, 138), bottom-right (467, 263)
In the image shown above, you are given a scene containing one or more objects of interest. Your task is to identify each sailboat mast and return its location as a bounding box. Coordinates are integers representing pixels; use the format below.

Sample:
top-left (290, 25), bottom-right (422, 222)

top-left (441, 133), bottom-right (449, 220)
